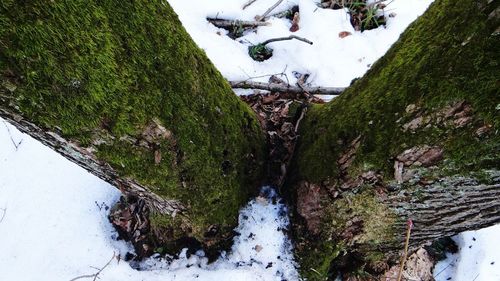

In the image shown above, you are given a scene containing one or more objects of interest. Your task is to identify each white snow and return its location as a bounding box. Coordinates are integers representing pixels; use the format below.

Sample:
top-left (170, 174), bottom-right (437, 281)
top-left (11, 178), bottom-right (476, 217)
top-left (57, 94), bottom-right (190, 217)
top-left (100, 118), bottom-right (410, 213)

top-left (2, 1), bottom-right (498, 281)
top-left (434, 224), bottom-right (500, 281)
top-left (168, 0), bottom-right (434, 88)
top-left (0, 120), bottom-right (297, 281)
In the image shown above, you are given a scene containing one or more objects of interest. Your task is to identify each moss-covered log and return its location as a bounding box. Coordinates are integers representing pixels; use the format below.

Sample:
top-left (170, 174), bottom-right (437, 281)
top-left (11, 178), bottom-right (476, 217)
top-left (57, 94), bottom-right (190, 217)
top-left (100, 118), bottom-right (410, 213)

top-left (287, 0), bottom-right (500, 279)
top-left (0, 0), bottom-right (266, 254)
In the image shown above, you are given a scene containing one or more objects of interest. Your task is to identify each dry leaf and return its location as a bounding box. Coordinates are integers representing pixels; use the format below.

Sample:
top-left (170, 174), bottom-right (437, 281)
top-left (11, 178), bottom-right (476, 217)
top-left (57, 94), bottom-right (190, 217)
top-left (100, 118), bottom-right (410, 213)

top-left (339, 31), bottom-right (352, 38)
top-left (254, 244), bottom-right (263, 252)
top-left (289, 12), bottom-right (300, 32)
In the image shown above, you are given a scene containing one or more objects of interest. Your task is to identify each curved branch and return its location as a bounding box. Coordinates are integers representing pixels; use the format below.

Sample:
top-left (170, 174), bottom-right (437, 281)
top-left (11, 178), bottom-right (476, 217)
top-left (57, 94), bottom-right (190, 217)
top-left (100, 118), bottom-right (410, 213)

top-left (261, 35), bottom-right (313, 46)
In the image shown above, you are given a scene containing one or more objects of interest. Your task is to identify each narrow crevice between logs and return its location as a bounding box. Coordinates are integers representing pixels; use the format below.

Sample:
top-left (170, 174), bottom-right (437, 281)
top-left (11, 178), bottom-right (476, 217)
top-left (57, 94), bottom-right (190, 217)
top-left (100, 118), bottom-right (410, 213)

top-left (240, 89), bottom-right (324, 191)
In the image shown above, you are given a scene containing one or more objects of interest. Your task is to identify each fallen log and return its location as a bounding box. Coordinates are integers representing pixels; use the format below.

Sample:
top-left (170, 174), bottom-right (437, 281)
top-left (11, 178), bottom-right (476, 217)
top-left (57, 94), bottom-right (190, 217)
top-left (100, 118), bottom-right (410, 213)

top-left (229, 80), bottom-right (345, 95)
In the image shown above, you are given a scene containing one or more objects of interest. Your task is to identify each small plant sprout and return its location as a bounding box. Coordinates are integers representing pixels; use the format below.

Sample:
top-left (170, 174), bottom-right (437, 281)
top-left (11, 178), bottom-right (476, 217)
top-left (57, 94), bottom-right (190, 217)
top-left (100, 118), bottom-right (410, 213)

top-left (321, 0), bottom-right (389, 31)
top-left (248, 35), bottom-right (313, 61)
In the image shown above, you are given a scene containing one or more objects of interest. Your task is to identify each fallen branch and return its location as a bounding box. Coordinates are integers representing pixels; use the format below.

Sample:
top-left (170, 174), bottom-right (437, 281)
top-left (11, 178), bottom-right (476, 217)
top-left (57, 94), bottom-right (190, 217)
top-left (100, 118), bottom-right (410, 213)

top-left (69, 252), bottom-right (116, 281)
top-left (207, 18), bottom-right (270, 29)
top-left (255, 0), bottom-right (284, 21)
top-left (261, 35), bottom-right (313, 46)
top-left (230, 80), bottom-right (345, 95)
top-left (242, 0), bottom-right (259, 10)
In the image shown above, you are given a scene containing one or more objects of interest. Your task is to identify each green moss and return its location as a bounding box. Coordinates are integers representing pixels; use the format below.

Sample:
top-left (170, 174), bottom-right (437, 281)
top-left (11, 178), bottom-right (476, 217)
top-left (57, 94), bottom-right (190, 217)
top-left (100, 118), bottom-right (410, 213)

top-left (296, 189), bottom-right (398, 279)
top-left (328, 189), bottom-right (397, 245)
top-left (289, 0), bottom-right (499, 278)
top-left (0, 0), bottom-right (266, 243)
top-left (297, 240), bottom-right (342, 281)
top-left (292, 0), bottom-right (499, 184)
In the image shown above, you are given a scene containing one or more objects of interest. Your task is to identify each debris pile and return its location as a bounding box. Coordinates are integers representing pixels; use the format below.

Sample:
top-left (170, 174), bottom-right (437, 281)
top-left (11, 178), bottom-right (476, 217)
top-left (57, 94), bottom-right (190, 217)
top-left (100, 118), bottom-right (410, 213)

top-left (240, 75), bottom-right (324, 188)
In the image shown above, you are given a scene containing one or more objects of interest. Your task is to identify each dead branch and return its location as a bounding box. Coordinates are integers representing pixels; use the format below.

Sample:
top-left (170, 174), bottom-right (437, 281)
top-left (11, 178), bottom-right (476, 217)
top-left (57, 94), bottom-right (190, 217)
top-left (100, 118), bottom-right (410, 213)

top-left (242, 0), bottom-right (259, 10)
top-left (207, 18), bottom-right (270, 29)
top-left (230, 80), bottom-right (345, 95)
top-left (3, 121), bottom-right (23, 151)
top-left (69, 252), bottom-right (116, 281)
top-left (255, 0), bottom-right (284, 21)
top-left (261, 35), bottom-right (313, 46)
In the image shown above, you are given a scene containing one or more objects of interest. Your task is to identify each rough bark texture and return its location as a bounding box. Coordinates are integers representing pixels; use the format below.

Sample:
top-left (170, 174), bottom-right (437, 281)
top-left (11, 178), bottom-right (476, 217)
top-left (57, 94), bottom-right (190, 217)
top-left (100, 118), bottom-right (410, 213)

top-left (287, 0), bottom-right (500, 279)
top-left (0, 0), bottom-right (266, 254)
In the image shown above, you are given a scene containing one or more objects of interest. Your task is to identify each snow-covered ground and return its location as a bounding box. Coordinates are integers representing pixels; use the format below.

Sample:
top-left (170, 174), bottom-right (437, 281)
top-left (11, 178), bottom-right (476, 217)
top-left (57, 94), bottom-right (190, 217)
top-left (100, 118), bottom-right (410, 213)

top-left (169, 0), bottom-right (434, 88)
top-left (1, 0), bottom-right (498, 280)
top-left (0, 121), bottom-right (297, 281)
top-left (434, 225), bottom-right (500, 281)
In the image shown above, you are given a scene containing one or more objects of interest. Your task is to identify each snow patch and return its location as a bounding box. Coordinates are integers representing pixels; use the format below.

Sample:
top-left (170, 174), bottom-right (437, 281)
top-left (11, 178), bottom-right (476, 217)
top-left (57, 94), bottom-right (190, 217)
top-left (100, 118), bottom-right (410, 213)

top-left (168, 0), bottom-right (434, 88)
top-left (434, 224), bottom-right (500, 281)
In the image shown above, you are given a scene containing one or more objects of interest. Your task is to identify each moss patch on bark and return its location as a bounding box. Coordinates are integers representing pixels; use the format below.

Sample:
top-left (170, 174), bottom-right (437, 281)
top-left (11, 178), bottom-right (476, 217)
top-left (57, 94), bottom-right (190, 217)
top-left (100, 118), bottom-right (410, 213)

top-left (0, 0), bottom-right (266, 246)
top-left (288, 0), bottom-right (499, 279)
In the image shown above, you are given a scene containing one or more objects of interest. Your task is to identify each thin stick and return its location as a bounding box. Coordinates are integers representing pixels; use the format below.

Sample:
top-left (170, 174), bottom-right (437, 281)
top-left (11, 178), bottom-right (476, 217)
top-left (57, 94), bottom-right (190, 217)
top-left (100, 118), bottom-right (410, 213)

top-left (207, 18), bottom-right (270, 29)
top-left (242, 0), bottom-right (258, 10)
top-left (261, 35), bottom-right (313, 46)
top-left (238, 66), bottom-right (290, 85)
top-left (433, 260), bottom-right (455, 277)
top-left (295, 106), bottom-right (307, 133)
top-left (0, 208), bottom-right (6, 224)
top-left (69, 252), bottom-right (116, 281)
top-left (229, 80), bottom-right (345, 95)
top-left (256, 0), bottom-right (284, 21)
top-left (3, 121), bottom-right (23, 150)
top-left (396, 219), bottom-right (413, 281)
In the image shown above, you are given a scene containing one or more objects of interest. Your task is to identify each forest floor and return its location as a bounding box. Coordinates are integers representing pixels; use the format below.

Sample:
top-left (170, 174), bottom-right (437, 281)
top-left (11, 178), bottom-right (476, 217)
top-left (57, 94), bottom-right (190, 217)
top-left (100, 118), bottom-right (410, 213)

top-left (0, 0), bottom-right (498, 280)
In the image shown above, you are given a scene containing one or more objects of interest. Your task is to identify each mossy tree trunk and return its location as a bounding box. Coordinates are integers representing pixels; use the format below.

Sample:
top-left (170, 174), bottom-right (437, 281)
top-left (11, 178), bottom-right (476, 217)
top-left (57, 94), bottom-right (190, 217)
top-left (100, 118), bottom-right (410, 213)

top-left (287, 0), bottom-right (499, 279)
top-left (2, 0), bottom-right (499, 278)
top-left (0, 0), bottom-right (266, 256)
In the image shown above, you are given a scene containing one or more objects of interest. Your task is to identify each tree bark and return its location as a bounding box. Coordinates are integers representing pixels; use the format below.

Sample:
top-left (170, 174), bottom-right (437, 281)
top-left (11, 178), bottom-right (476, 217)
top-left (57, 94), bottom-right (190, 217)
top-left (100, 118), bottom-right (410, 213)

top-left (0, 0), bottom-right (266, 255)
top-left (287, 0), bottom-right (500, 279)
top-left (0, 107), bottom-right (185, 215)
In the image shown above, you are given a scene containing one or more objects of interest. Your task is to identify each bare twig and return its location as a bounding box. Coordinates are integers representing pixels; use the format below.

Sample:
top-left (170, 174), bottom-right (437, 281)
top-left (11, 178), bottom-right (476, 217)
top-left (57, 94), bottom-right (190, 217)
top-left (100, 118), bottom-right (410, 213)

top-left (242, 0), bottom-right (259, 10)
top-left (397, 219), bottom-right (414, 281)
top-left (207, 18), bottom-right (270, 29)
top-left (69, 252), bottom-right (116, 281)
top-left (261, 35), bottom-right (313, 46)
top-left (229, 80), bottom-right (345, 95)
top-left (0, 208), bottom-right (6, 224)
top-left (433, 260), bottom-right (455, 277)
top-left (3, 121), bottom-right (23, 151)
top-left (255, 0), bottom-right (284, 21)
top-left (239, 65), bottom-right (289, 85)
top-left (295, 106), bottom-right (307, 133)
